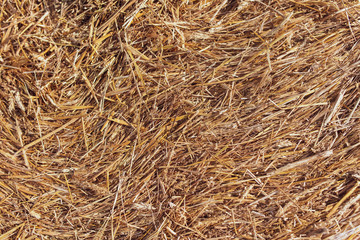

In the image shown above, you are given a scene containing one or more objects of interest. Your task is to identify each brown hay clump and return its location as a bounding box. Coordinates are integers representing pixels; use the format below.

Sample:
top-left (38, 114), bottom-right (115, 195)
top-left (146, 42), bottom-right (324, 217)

top-left (1, 0), bottom-right (360, 239)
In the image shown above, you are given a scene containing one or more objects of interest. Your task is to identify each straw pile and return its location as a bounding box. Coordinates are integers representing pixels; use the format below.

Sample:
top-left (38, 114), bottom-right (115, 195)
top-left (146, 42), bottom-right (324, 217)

top-left (1, 0), bottom-right (360, 239)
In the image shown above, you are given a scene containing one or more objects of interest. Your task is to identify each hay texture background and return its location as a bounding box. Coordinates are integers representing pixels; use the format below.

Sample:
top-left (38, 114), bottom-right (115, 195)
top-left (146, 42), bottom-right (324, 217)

top-left (1, 0), bottom-right (360, 239)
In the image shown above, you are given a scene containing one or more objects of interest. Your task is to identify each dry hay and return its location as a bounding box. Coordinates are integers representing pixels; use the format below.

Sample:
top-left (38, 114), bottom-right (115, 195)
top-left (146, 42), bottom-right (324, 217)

top-left (1, 0), bottom-right (360, 239)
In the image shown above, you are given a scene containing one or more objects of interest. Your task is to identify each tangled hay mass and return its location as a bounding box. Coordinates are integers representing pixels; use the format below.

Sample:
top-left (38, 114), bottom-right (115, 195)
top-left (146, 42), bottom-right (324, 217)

top-left (1, 0), bottom-right (360, 239)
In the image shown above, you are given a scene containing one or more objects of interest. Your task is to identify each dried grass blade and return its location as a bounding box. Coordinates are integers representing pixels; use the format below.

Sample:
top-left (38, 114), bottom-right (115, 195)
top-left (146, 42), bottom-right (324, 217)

top-left (14, 118), bottom-right (79, 156)
top-left (0, 223), bottom-right (24, 240)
